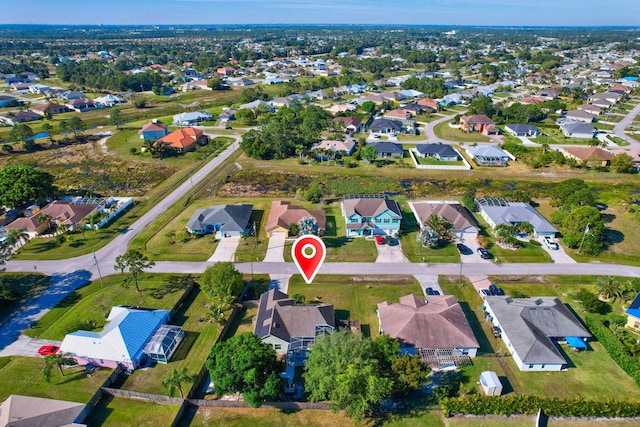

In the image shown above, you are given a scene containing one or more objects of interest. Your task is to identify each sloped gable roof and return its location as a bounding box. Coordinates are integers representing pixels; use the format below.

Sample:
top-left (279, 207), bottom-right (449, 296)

top-left (157, 127), bottom-right (203, 149)
top-left (254, 289), bottom-right (334, 342)
top-left (265, 201), bottom-right (326, 233)
top-left (479, 202), bottom-right (556, 234)
top-left (415, 143), bottom-right (459, 158)
top-left (59, 306), bottom-right (169, 365)
top-left (186, 204), bottom-right (253, 233)
top-left (485, 297), bottom-right (591, 364)
top-left (563, 146), bottom-right (612, 161)
top-left (0, 395), bottom-right (85, 427)
top-left (378, 294), bottom-right (479, 350)
top-left (369, 141), bottom-right (403, 154)
top-left (343, 195), bottom-right (402, 219)
top-left (411, 202), bottom-right (478, 232)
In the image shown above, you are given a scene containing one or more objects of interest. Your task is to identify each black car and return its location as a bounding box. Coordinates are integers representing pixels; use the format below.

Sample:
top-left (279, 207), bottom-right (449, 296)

top-left (456, 243), bottom-right (472, 255)
top-left (426, 287), bottom-right (434, 295)
top-left (477, 247), bottom-right (491, 259)
top-left (489, 284), bottom-right (505, 296)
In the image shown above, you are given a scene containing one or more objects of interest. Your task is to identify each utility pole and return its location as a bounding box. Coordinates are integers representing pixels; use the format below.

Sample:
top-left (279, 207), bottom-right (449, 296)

top-left (92, 251), bottom-right (104, 286)
top-left (577, 223), bottom-right (591, 255)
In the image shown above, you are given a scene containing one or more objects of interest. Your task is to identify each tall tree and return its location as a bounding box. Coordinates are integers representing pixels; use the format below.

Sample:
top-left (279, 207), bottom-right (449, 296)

top-left (199, 261), bottom-right (244, 301)
top-left (114, 249), bottom-right (155, 292)
top-left (206, 332), bottom-right (283, 407)
top-left (109, 109), bottom-right (123, 130)
top-left (304, 329), bottom-right (394, 420)
top-left (0, 165), bottom-right (54, 208)
top-left (161, 367), bottom-right (197, 398)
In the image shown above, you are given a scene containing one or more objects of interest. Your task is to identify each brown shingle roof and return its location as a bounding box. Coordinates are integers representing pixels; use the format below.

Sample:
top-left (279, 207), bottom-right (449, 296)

top-left (378, 294), bottom-right (479, 350)
top-left (411, 202), bottom-right (478, 232)
top-left (562, 146), bottom-right (612, 161)
top-left (343, 196), bottom-right (401, 219)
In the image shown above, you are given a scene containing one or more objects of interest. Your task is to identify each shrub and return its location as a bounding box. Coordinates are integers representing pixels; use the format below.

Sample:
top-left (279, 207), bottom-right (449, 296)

top-left (584, 314), bottom-right (640, 387)
top-left (529, 239), bottom-right (542, 246)
top-left (575, 289), bottom-right (608, 314)
top-left (441, 394), bottom-right (640, 417)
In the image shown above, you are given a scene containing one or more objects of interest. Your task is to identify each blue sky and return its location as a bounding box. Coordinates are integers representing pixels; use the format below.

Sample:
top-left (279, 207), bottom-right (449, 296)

top-left (3, 0), bottom-right (639, 26)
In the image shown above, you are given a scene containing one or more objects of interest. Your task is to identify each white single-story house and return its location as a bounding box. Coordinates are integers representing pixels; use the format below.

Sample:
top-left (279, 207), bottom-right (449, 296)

top-left (483, 296), bottom-right (591, 371)
top-left (475, 198), bottom-right (557, 237)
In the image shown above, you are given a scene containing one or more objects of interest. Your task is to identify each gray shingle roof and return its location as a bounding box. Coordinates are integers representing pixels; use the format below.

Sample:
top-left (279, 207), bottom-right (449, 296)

top-left (254, 289), bottom-right (335, 342)
top-left (369, 141), bottom-right (403, 155)
top-left (185, 204), bottom-right (253, 233)
top-left (504, 124), bottom-right (540, 134)
top-left (370, 119), bottom-right (403, 132)
top-left (480, 202), bottom-right (557, 234)
top-left (484, 297), bottom-right (591, 365)
top-left (415, 143), bottom-right (459, 159)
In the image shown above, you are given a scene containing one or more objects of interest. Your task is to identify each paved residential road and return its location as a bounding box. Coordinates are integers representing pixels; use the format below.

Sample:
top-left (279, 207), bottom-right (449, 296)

top-left (613, 98), bottom-right (640, 148)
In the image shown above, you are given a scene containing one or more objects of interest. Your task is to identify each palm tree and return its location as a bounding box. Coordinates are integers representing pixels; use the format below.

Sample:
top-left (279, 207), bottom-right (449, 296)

top-left (43, 353), bottom-right (75, 383)
top-left (595, 276), bottom-right (623, 301)
top-left (161, 367), bottom-right (197, 398)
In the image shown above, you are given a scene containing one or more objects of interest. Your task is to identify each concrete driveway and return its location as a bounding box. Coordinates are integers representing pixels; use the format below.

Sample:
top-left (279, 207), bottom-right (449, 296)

top-left (208, 236), bottom-right (240, 262)
top-left (414, 275), bottom-right (443, 296)
top-left (0, 334), bottom-right (62, 358)
top-left (457, 236), bottom-right (492, 264)
top-left (264, 232), bottom-right (286, 263)
top-left (539, 239), bottom-right (576, 264)
top-left (375, 239), bottom-right (409, 263)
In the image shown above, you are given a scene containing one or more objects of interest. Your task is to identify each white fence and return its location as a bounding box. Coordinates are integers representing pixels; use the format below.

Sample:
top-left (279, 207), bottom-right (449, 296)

top-left (409, 147), bottom-right (472, 170)
top-left (96, 197), bottom-right (133, 229)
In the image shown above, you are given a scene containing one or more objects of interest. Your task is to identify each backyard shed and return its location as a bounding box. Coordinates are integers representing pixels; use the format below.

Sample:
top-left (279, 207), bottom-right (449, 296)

top-left (479, 371), bottom-right (502, 396)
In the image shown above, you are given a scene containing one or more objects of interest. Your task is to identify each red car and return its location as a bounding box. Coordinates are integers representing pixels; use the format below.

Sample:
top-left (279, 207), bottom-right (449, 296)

top-left (375, 235), bottom-right (386, 245)
top-left (37, 345), bottom-right (59, 356)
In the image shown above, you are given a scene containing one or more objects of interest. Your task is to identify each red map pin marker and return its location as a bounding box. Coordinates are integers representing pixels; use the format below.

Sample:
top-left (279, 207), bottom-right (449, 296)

top-left (292, 235), bottom-right (326, 284)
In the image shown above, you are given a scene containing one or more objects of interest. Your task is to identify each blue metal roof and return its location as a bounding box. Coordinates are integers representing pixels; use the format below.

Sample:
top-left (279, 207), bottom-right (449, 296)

top-left (626, 292), bottom-right (640, 318)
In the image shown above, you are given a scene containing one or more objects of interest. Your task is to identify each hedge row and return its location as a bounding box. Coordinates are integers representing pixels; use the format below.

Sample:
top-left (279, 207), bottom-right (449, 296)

top-left (583, 314), bottom-right (640, 387)
top-left (441, 394), bottom-right (640, 418)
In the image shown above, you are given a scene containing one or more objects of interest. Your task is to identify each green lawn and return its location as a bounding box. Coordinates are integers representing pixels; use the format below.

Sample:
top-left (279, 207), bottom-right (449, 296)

top-left (119, 288), bottom-right (221, 395)
top-left (530, 136), bottom-right (596, 145)
top-left (234, 203), bottom-right (272, 262)
top-left (84, 394), bottom-right (181, 427)
top-left (433, 122), bottom-right (491, 143)
top-left (288, 275), bottom-right (421, 338)
top-left (488, 241), bottom-right (552, 264)
top-left (398, 201), bottom-right (460, 263)
top-left (184, 407), bottom-right (356, 427)
top-left (13, 201), bottom-right (145, 260)
top-left (0, 356), bottom-right (112, 402)
top-left (441, 279), bottom-right (640, 401)
top-left (24, 274), bottom-right (191, 340)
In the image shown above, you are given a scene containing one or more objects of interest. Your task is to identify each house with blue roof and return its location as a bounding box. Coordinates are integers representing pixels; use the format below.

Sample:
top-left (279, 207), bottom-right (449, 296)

top-left (59, 306), bottom-right (183, 370)
top-left (626, 293), bottom-right (640, 331)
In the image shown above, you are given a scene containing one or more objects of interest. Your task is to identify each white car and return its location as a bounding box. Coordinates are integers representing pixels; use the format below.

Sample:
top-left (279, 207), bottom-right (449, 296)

top-left (543, 236), bottom-right (559, 250)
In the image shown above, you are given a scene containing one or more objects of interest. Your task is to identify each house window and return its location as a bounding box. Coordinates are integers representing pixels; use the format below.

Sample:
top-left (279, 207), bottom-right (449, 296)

top-left (274, 344), bottom-right (282, 350)
top-left (541, 364), bottom-right (545, 369)
top-left (528, 364), bottom-right (534, 369)
top-left (384, 219), bottom-right (390, 223)
top-left (351, 218), bottom-right (359, 223)
top-left (363, 217), bottom-right (371, 222)
top-left (374, 218), bottom-right (381, 223)
top-left (392, 219), bottom-right (399, 223)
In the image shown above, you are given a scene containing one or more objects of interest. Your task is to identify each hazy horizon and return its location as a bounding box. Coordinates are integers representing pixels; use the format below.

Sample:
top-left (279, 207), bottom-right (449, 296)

top-left (3, 0), bottom-right (639, 27)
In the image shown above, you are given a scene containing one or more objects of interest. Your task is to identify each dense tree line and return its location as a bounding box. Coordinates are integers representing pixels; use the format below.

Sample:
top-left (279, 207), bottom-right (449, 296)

top-left (240, 104), bottom-right (332, 160)
top-left (56, 59), bottom-right (164, 92)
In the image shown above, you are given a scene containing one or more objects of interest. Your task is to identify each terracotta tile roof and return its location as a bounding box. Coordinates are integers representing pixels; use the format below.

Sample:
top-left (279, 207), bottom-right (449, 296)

top-left (265, 201), bottom-right (326, 233)
top-left (378, 294), bottom-right (479, 350)
top-left (156, 127), bottom-right (203, 150)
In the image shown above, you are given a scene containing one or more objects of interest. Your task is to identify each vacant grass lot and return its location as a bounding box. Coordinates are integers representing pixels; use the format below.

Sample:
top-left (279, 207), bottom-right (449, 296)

top-left (84, 394), bottom-right (181, 427)
top-left (433, 122), bottom-right (491, 143)
top-left (443, 277), bottom-right (640, 401)
top-left (185, 407), bottom-right (356, 427)
top-left (536, 200), bottom-right (640, 266)
top-left (25, 274), bottom-right (190, 340)
top-left (288, 275), bottom-right (421, 338)
top-left (0, 356), bottom-right (112, 402)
